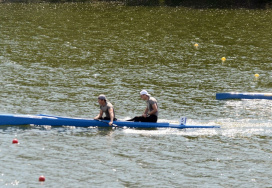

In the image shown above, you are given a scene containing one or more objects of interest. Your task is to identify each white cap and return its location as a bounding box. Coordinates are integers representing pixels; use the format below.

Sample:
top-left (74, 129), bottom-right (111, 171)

top-left (140, 90), bottom-right (149, 96)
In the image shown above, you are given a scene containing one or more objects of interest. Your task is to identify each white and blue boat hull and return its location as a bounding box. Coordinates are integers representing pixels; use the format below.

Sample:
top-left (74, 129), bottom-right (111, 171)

top-left (0, 114), bottom-right (220, 129)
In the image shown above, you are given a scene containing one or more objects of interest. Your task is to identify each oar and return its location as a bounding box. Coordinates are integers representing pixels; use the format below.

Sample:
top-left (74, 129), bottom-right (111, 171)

top-left (95, 119), bottom-right (118, 127)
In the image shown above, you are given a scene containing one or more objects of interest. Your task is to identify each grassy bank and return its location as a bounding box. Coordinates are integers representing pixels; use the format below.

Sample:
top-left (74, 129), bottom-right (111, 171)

top-left (1, 0), bottom-right (272, 8)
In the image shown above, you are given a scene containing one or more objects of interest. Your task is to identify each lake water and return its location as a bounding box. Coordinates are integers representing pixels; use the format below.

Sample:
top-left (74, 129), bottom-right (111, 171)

top-left (0, 3), bottom-right (271, 187)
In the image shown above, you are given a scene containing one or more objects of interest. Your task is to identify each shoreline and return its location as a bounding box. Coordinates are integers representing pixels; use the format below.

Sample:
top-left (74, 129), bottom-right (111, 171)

top-left (0, 0), bottom-right (271, 9)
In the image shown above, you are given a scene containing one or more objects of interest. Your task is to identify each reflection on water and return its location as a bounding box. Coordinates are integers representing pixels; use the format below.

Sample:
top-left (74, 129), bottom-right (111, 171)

top-left (219, 100), bottom-right (272, 121)
top-left (0, 3), bottom-right (272, 187)
top-left (0, 3), bottom-right (271, 124)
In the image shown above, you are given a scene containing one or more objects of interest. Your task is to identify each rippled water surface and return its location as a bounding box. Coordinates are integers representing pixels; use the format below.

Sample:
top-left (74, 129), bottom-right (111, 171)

top-left (0, 3), bottom-right (271, 187)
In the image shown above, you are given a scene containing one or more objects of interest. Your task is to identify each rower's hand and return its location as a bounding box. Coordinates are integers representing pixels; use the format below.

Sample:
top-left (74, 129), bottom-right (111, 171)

top-left (142, 114), bottom-right (147, 118)
top-left (109, 121), bottom-right (113, 126)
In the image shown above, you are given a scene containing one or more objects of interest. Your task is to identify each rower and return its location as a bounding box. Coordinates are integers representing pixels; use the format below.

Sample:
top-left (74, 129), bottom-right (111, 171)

top-left (127, 90), bottom-right (158, 122)
top-left (94, 94), bottom-right (116, 126)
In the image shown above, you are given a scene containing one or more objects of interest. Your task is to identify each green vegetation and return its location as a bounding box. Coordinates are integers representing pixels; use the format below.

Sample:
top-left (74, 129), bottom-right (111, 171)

top-left (165, 0), bottom-right (272, 8)
top-left (127, 0), bottom-right (272, 8)
top-left (1, 0), bottom-right (271, 8)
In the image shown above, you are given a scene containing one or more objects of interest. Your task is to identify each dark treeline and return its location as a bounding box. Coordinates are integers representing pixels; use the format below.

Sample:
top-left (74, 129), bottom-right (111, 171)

top-left (126, 0), bottom-right (272, 8)
top-left (1, 0), bottom-right (272, 8)
top-left (166, 0), bottom-right (272, 8)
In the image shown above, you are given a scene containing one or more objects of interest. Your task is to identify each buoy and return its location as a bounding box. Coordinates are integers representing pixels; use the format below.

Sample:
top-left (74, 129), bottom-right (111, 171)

top-left (194, 43), bottom-right (199, 47)
top-left (221, 57), bottom-right (226, 62)
top-left (39, 176), bottom-right (45, 182)
top-left (254, 74), bottom-right (259, 81)
top-left (12, 139), bottom-right (18, 144)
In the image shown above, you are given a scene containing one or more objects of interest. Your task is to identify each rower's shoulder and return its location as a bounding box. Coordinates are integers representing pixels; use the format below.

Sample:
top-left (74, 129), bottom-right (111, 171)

top-left (106, 102), bottom-right (114, 107)
top-left (149, 96), bottom-right (157, 102)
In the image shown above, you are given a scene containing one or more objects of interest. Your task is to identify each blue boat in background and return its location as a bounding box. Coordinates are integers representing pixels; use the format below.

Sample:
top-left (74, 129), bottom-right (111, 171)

top-left (216, 93), bottom-right (272, 100)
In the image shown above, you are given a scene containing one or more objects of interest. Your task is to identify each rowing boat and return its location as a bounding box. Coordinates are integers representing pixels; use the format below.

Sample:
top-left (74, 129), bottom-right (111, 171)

top-left (216, 92), bottom-right (272, 100)
top-left (0, 114), bottom-right (220, 129)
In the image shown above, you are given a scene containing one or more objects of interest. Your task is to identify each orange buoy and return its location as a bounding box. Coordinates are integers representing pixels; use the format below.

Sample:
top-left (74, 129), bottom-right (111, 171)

top-left (39, 176), bottom-right (45, 182)
top-left (12, 139), bottom-right (18, 144)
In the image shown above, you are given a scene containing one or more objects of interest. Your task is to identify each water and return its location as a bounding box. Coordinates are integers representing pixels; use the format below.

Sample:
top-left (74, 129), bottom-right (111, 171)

top-left (0, 3), bottom-right (272, 187)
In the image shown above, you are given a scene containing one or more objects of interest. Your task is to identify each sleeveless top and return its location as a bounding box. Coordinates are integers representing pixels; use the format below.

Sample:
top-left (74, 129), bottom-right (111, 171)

top-left (146, 96), bottom-right (158, 117)
top-left (100, 102), bottom-right (115, 118)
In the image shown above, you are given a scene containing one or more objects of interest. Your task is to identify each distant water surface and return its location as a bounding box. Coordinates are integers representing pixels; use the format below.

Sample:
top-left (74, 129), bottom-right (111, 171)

top-left (0, 3), bottom-right (271, 187)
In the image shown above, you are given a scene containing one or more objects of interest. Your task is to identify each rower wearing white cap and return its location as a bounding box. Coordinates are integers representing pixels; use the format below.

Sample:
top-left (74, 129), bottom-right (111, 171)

top-left (127, 90), bottom-right (158, 122)
top-left (94, 94), bottom-right (116, 126)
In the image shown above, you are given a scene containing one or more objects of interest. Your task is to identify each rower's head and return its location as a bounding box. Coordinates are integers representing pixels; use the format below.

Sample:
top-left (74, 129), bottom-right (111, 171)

top-left (140, 90), bottom-right (150, 100)
top-left (98, 94), bottom-right (107, 105)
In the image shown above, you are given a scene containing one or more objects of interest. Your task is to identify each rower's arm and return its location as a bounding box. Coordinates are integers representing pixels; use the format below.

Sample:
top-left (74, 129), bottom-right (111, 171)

top-left (108, 108), bottom-right (114, 126)
top-left (143, 107), bottom-right (148, 116)
top-left (148, 104), bottom-right (158, 116)
top-left (94, 110), bottom-right (103, 119)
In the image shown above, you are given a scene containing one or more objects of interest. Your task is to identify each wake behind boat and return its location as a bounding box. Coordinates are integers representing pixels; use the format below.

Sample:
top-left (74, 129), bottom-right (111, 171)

top-left (0, 114), bottom-right (220, 129)
top-left (216, 92), bottom-right (272, 100)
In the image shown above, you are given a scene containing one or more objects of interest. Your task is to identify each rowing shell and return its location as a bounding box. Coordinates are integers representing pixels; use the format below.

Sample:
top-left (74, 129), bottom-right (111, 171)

top-left (216, 92), bottom-right (272, 100)
top-left (0, 114), bottom-right (220, 129)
